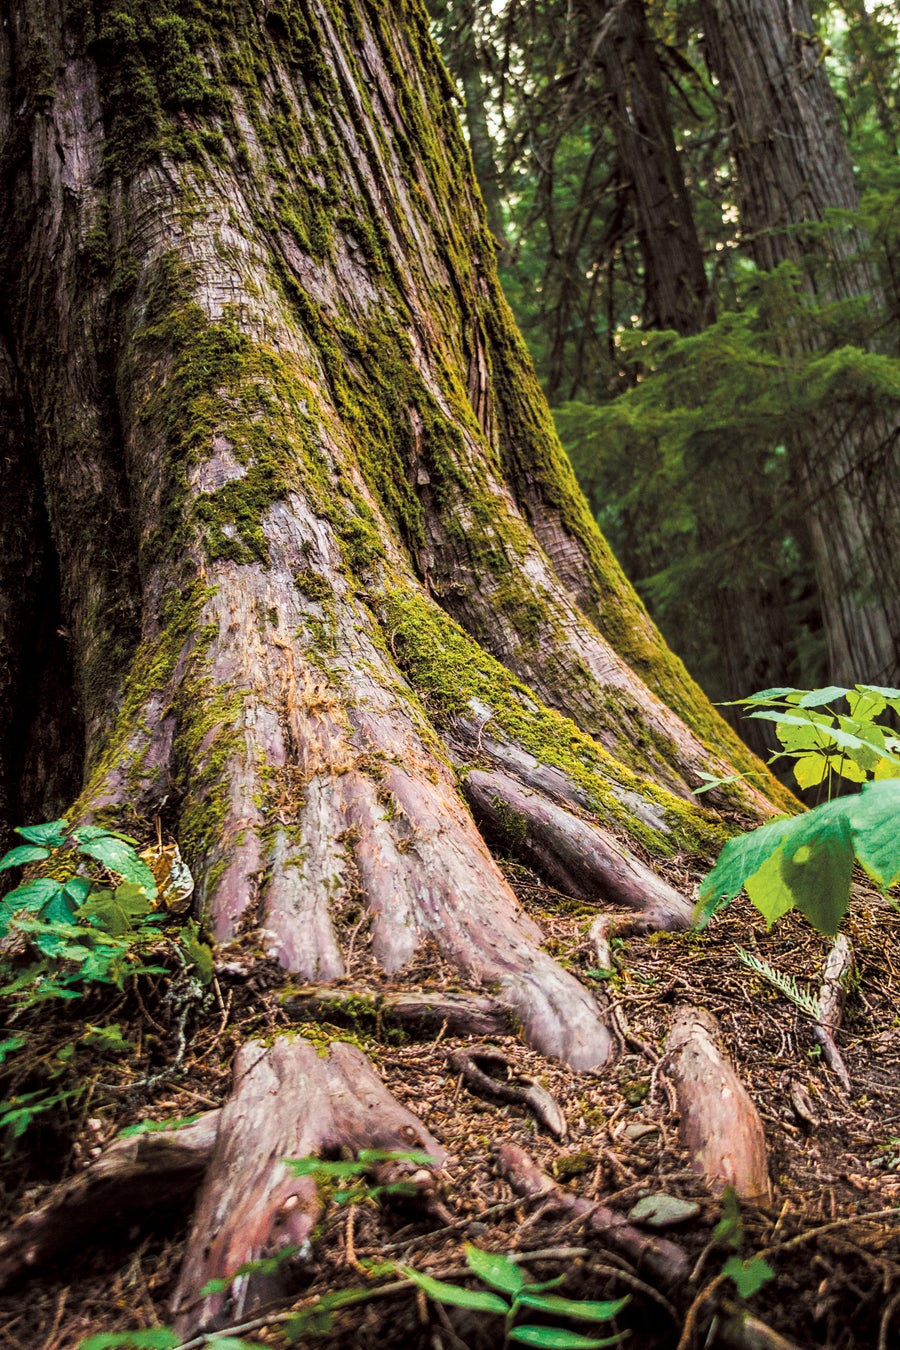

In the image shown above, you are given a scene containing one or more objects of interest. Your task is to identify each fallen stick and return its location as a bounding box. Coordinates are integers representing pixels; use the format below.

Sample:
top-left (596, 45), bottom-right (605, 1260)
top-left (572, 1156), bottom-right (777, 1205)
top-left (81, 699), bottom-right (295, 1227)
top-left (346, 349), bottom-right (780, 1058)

top-left (814, 934), bottom-right (854, 1092)
top-left (0, 1111), bottom-right (220, 1290)
top-left (448, 1048), bottom-right (567, 1138)
top-left (496, 1143), bottom-right (689, 1286)
top-left (664, 1006), bottom-right (771, 1202)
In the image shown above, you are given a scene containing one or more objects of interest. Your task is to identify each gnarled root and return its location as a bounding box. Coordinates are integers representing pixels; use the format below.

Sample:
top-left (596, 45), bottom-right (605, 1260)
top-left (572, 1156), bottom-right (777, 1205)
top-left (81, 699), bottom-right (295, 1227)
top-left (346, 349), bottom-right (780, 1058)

top-left (0, 1112), bottom-right (220, 1291)
top-left (497, 1143), bottom-right (690, 1286)
top-left (663, 1006), bottom-right (771, 1202)
top-left (462, 764), bottom-right (692, 927)
top-left (171, 1036), bottom-right (446, 1337)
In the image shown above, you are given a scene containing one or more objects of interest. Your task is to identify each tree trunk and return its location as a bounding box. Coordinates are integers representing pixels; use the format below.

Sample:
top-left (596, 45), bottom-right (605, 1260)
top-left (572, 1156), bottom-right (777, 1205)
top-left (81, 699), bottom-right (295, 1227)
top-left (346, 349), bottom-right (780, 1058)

top-left (598, 0), bottom-right (712, 335)
top-left (700, 0), bottom-right (900, 686)
top-left (0, 0), bottom-right (786, 1326)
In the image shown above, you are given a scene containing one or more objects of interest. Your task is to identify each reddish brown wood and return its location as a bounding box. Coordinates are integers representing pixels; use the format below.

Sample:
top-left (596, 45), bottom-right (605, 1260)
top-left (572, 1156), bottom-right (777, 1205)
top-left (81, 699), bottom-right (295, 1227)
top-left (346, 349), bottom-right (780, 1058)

top-left (463, 765), bottom-right (692, 927)
top-left (0, 1112), bottom-right (219, 1291)
top-left (283, 987), bottom-right (516, 1039)
top-left (664, 1007), bottom-right (771, 1201)
top-left (497, 1144), bottom-right (689, 1286)
top-left (171, 1037), bottom-right (446, 1337)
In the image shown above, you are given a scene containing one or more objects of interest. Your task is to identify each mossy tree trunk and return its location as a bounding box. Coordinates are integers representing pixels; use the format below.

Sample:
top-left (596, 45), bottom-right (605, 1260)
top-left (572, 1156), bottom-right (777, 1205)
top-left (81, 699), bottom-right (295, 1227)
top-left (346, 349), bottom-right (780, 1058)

top-left (701, 0), bottom-right (900, 687)
top-left (0, 0), bottom-right (784, 1326)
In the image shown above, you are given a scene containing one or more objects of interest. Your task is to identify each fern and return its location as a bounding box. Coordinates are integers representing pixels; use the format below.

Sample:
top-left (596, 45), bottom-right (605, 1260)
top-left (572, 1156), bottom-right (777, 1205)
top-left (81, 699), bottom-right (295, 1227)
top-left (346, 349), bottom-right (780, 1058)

top-left (734, 945), bottom-right (821, 1019)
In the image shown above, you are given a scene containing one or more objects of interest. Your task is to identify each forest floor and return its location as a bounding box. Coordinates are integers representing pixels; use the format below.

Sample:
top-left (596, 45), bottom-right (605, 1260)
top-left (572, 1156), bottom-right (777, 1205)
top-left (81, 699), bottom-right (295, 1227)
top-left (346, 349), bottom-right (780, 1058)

top-left (0, 858), bottom-right (898, 1350)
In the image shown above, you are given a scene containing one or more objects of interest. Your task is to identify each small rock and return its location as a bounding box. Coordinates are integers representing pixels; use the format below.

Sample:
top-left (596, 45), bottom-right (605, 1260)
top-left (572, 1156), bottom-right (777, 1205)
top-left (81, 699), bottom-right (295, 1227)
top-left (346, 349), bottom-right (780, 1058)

top-left (628, 1193), bottom-right (700, 1228)
top-left (467, 1221), bottom-right (489, 1237)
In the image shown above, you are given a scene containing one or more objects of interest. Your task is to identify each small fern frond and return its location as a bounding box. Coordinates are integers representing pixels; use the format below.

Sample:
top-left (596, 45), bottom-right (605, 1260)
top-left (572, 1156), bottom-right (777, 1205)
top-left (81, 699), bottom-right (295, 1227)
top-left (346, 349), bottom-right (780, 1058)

top-left (734, 945), bottom-right (821, 1019)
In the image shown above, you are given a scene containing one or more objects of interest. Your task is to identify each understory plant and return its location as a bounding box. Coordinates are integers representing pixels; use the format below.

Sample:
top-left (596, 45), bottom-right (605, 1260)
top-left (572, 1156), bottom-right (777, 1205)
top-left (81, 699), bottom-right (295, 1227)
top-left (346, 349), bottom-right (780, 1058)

top-left (0, 818), bottom-right (208, 1142)
top-left (697, 685), bottom-right (900, 934)
top-left (402, 1245), bottom-right (629, 1348)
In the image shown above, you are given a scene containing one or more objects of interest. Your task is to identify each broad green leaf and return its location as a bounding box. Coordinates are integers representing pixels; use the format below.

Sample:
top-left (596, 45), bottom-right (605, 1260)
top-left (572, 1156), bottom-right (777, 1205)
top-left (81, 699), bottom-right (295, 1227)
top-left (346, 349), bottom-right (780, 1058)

top-left (722, 1255), bottom-right (775, 1299)
top-left (63, 876), bottom-right (93, 907)
top-left (517, 1293), bottom-right (629, 1321)
top-left (696, 816), bottom-right (797, 924)
top-left (179, 923), bottom-right (213, 983)
top-left (77, 836), bottom-right (158, 897)
top-left (78, 1332), bottom-right (180, 1350)
top-left (721, 688), bottom-right (798, 705)
top-left (857, 684), bottom-right (900, 701)
top-left (847, 687), bottom-right (886, 722)
top-left (848, 779), bottom-right (900, 889)
top-left (791, 754), bottom-right (828, 790)
top-left (830, 757), bottom-right (867, 784)
top-left (82, 1023), bottom-right (134, 1052)
top-left (15, 819), bottom-right (68, 847)
top-left (874, 756), bottom-right (900, 781)
top-left (744, 848), bottom-right (797, 928)
top-left (82, 883), bottom-right (153, 935)
top-left (400, 1266), bottom-right (508, 1314)
top-left (464, 1243), bottom-right (525, 1294)
top-left (508, 1328), bottom-right (625, 1348)
top-left (798, 687), bottom-right (850, 708)
top-left (752, 710), bottom-right (899, 764)
top-left (0, 877), bottom-right (64, 934)
top-left (775, 803), bottom-right (855, 935)
top-left (712, 1186), bottom-right (743, 1250)
top-left (73, 825), bottom-right (141, 846)
top-left (0, 844), bottom-right (50, 871)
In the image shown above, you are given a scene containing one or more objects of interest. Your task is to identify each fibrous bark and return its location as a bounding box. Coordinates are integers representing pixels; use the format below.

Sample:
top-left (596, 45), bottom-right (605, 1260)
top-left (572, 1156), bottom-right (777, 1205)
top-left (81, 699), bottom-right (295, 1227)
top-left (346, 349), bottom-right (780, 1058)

top-left (172, 1037), bottom-right (445, 1335)
top-left (0, 0), bottom-right (778, 1081)
top-left (701, 0), bottom-right (900, 685)
top-left (664, 1006), bottom-right (771, 1202)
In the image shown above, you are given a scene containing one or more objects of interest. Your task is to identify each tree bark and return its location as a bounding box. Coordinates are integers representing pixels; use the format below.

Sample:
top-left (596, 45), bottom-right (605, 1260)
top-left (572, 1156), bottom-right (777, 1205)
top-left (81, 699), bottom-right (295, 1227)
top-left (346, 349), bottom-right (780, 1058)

top-left (597, 0), bottom-right (712, 335)
top-left (0, 4), bottom-right (789, 1317)
top-left (700, 0), bottom-right (900, 686)
top-left (0, 0), bottom-right (785, 1078)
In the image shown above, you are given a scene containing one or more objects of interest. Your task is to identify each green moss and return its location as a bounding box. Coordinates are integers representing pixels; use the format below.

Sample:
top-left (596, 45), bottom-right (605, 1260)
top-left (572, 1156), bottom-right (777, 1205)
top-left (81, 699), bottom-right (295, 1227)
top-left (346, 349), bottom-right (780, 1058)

top-left (379, 586), bottom-right (724, 857)
top-left (490, 797), bottom-right (529, 850)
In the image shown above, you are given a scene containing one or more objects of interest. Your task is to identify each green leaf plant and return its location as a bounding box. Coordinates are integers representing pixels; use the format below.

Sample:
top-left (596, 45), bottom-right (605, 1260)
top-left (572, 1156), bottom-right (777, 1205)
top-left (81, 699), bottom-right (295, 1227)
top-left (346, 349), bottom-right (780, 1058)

top-left (0, 819), bottom-right (209, 1144)
top-left (697, 685), bottom-right (900, 935)
top-left (402, 1244), bottom-right (629, 1348)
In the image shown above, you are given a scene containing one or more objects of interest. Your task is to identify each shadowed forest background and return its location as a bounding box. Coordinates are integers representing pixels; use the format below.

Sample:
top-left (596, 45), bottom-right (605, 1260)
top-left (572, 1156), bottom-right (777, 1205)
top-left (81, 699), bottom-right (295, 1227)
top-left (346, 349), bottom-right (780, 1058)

top-left (432, 0), bottom-right (900, 758)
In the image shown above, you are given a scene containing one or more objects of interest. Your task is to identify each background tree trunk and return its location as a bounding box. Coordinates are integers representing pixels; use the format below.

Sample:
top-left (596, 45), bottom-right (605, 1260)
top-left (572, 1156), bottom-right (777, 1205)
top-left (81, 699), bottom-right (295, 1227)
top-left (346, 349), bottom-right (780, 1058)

top-left (700, 0), bottom-right (900, 686)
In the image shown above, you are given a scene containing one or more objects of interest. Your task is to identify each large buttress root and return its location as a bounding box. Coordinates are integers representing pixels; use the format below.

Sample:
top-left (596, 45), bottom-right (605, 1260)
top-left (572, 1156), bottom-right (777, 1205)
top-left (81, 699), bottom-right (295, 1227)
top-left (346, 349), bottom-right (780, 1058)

top-left (0, 1112), bottom-right (220, 1291)
top-left (172, 1037), bottom-right (445, 1336)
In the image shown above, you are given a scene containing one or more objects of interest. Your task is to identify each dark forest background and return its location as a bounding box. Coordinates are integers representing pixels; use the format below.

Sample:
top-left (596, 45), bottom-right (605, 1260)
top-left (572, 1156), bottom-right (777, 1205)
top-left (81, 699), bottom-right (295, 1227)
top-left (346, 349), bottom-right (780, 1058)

top-left (431, 0), bottom-right (900, 757)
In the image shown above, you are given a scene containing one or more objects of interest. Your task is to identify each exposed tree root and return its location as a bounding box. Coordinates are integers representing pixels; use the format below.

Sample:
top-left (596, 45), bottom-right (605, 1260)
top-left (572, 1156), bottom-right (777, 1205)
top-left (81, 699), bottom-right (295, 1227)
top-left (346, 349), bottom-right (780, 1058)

top-left (283, 987), bottom-right (517, 1039)
top-left (171, 1036), bottom-right (446, 1337)
top-left (496, 1143), bottom-right (690, 1286)
top-left (0, 1112), bottom-right (220, 1291)
top-left (447, 1048), bottom-right (567, 1138)
top-left (663, 1006), bottom-right (771, 1202)
top-left (719, 1304), bottom-right (806, 1350)
top-left (814, 934), bottom-right (854, 1093)
top-left (462, 763), bottom-right (693, 925)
